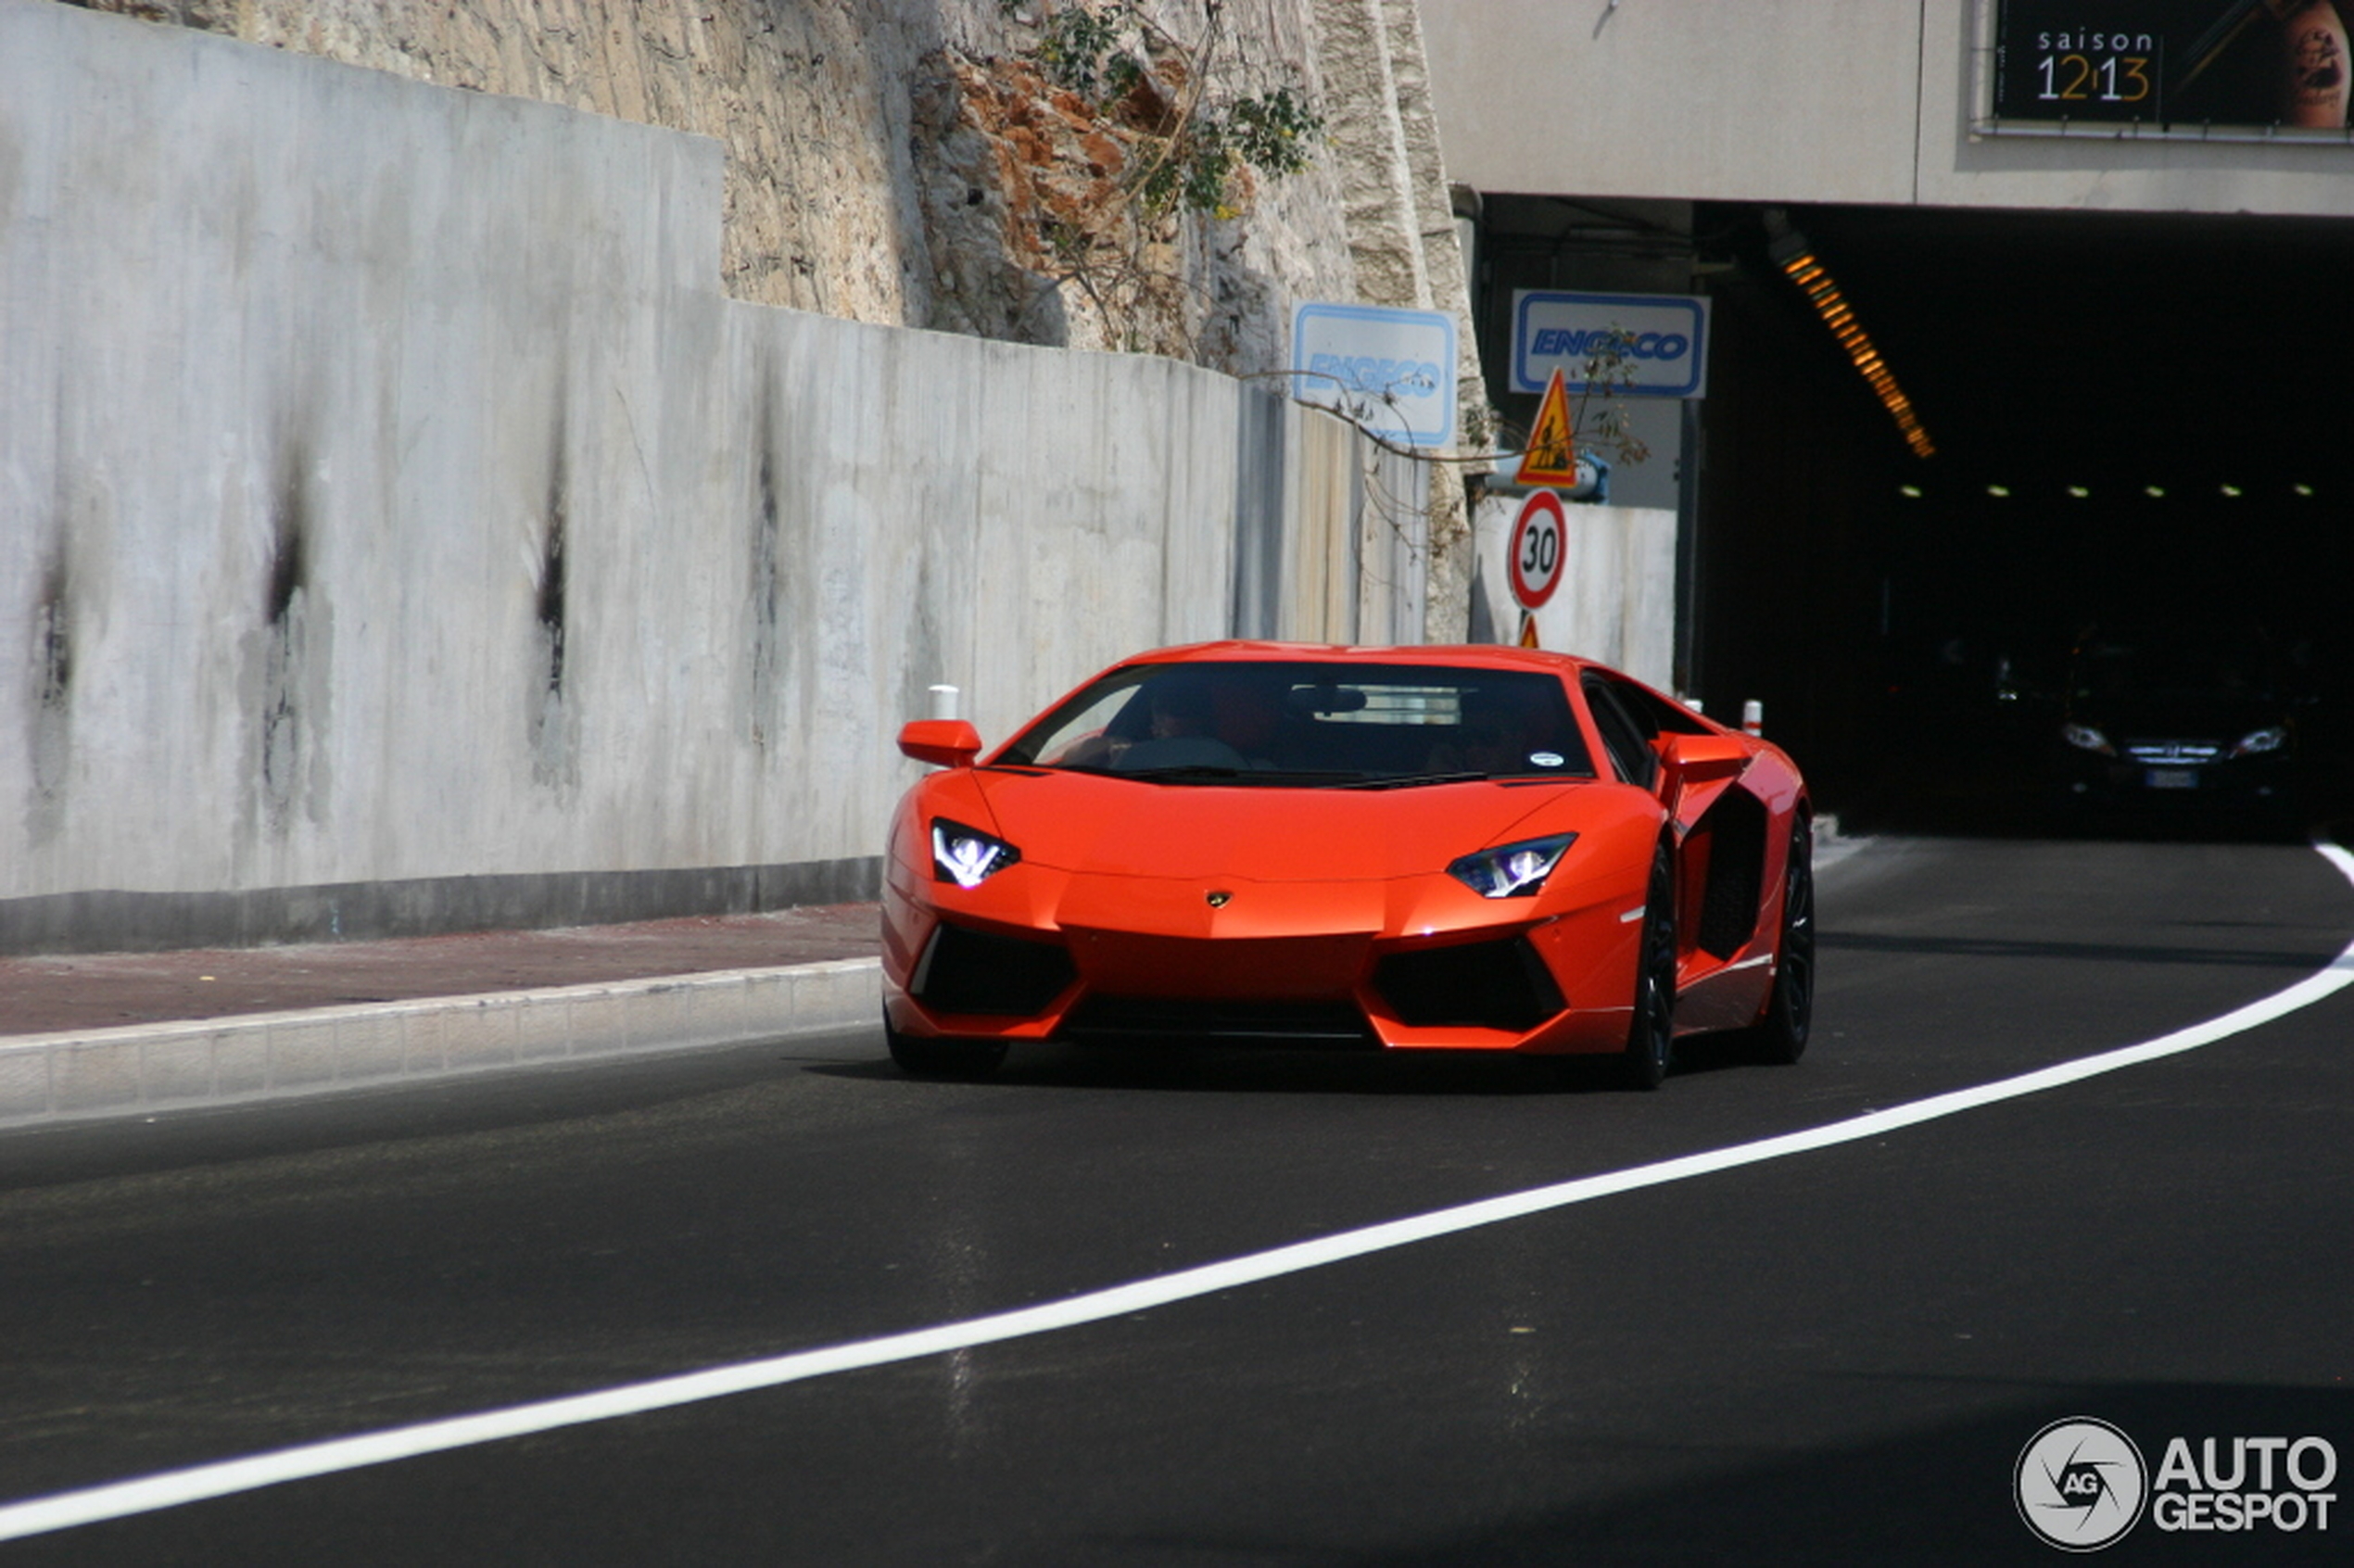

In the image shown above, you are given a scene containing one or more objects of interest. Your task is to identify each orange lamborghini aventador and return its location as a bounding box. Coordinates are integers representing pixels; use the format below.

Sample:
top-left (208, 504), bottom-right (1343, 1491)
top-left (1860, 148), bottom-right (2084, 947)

top-left (881, 643), bottom-right (1813, 1089)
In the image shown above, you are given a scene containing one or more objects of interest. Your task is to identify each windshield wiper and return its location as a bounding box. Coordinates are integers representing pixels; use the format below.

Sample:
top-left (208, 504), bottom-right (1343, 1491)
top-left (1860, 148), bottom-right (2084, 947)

top-left (1115, 765), bottom-right (1245, 781)
top-left (1336, 770), bottom-right (1492, 790)
top-left (1116, 765), bottom-right (1366, 786)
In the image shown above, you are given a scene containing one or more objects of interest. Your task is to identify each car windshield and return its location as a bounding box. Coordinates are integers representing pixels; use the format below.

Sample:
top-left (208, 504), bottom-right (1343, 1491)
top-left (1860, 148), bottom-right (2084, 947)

top-left (997, 661), bottom-right (1595, 785)
top-left (2071, 636), bottom-right (2284, 705)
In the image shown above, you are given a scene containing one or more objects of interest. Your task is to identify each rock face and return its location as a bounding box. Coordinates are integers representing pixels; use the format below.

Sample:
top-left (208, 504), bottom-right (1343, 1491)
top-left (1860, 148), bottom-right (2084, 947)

top-left (76, 2), bottom-right (1450, 371)
top-left (88, 0), bottom-right (952, 321)
top-left (910, 3), bottom-right (1365, 373)
top-left (70, 0), bottom-right (1481, 626)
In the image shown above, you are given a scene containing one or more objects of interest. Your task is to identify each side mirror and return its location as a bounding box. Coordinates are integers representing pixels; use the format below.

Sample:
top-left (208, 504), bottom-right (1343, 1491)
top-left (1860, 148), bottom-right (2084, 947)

top-left (899, 718), bottom-right (982, 769)
top-left (1656, 732), bottom-right (1749, 800)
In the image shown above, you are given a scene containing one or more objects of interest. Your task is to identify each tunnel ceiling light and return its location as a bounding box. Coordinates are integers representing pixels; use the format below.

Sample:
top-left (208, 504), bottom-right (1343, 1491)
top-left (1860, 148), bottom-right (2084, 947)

top-left (2067, 485), bottom-right (2090, 498)
top-left (2145, 485), bottom-right (2167, 499)
top-left (2220, 483), bottom-right (2243, 498)
top-left (1986, 484), bottom-right (2011, 498)
top-left (1766, 217), bottom-right (1935, 460)
top-left (1900, 484), bottom-right (1923, 499)
top-left (2294, 483), bottom-right (2316, 497)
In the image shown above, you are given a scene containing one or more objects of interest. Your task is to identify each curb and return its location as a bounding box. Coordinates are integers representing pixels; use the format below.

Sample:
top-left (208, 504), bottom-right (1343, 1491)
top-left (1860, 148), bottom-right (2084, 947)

top-left (0, 957), bottom-right (882, 1130)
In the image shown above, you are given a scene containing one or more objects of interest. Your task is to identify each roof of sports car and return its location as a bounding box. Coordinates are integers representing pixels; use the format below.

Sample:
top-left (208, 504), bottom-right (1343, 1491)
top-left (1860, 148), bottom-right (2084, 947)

top-left (1130, 641), bottom-right (1604, 673)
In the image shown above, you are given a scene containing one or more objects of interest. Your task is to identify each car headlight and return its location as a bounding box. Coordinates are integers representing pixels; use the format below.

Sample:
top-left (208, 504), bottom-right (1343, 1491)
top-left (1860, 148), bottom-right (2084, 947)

top-left (2061, 722), bottom-right (2114, 756)
top-left (2231, 726), bottom-right (2288, 758)
top-left (1447, 833), bottom-right (1576, 899)
top-left (931, 818), bottom-right (1020, 888)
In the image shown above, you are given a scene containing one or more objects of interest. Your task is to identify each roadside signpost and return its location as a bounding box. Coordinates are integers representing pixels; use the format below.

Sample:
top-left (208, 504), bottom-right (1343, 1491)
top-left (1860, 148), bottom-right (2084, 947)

top-left (1288, 302), bottom-right (1458, 449)
top-left (1507, 489), bottom-right (1565, 611)
top-left (1509, 290), bottom-right (1710, 398)
top-left (1513, 368), bottom-right (1578, 488)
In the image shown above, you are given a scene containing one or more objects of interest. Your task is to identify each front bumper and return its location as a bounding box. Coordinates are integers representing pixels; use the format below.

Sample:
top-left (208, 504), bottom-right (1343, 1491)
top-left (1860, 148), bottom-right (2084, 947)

top-left (881, 865), bottom-right (1643, 1055)
top-left (2054, 744), bottom-right (2294, 809)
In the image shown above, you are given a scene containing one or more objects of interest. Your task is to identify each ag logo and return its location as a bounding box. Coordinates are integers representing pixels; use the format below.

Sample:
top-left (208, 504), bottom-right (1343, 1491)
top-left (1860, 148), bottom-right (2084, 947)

top-left (2018, 1418), bottom-right (2148, 1551)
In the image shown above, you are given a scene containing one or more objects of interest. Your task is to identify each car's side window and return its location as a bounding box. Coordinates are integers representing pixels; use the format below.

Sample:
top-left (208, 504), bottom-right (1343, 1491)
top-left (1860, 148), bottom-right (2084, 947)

top-left (1612, 677), bottom-right (1710, 738)
top-left (1582, 677), bottom-right (1658, 790)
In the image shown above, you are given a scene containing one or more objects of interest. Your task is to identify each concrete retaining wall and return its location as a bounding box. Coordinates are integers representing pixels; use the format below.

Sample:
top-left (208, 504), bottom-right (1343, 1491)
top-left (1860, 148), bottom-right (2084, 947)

top-left (0, 1), bottom-right (1430, 953)
top-left (1470, 496), bottom-right (1677, 692)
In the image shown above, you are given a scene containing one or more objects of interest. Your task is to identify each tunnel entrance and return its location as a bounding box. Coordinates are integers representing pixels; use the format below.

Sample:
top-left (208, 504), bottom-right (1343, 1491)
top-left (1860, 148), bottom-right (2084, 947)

top-left (1679, 201), bottom-right (2354, 833)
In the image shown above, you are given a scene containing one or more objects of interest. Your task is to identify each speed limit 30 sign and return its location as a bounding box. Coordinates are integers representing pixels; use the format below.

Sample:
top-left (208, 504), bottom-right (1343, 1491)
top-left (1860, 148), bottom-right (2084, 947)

top-left (1507, 489), bottom-right (1566, 610)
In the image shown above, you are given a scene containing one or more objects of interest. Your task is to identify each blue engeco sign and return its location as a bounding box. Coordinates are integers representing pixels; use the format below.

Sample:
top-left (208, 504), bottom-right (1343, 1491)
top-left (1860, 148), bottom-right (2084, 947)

top-left (1291, 301), bottom-right (1457, 448)
top-left (1511, 290), bottom-right (1710, 398)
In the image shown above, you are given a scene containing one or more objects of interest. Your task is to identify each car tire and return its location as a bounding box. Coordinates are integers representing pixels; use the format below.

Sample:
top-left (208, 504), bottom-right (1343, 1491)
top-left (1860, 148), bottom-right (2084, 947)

top-left (1743, 816), bottom-right (1815, 1065)
top-left (884, 1012), bottom-right (1008, 1081)
top-left (1619, 836), bottom-right (1678, 1091)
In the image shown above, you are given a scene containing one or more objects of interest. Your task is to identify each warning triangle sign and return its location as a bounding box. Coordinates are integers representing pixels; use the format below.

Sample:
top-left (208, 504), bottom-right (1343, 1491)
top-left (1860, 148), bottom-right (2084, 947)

top-left (1517, 611), bottom-right (1541, 649)
top-left (1514, 369), bottom-right (1578, 487)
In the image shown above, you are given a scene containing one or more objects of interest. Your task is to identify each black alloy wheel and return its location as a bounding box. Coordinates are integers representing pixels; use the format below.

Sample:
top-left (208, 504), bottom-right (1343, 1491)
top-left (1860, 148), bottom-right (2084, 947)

top-left (1620, 836), bottom-right (1678, 1091)
top-left (884, 1012), bottom-right (1009, 1081)
top-left (1745, 816), bottom-right (1815, 1065)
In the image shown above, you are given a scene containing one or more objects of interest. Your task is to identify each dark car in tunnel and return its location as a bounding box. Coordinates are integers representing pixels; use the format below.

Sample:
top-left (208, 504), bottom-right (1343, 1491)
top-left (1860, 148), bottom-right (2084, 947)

top-left (2051, 628), bottom-right (2311, 818)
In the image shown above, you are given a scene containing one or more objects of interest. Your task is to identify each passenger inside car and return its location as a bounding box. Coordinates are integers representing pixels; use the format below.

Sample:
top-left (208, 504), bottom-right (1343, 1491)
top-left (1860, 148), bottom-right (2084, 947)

top-left (1427, 685), bottom-right (1563, 777)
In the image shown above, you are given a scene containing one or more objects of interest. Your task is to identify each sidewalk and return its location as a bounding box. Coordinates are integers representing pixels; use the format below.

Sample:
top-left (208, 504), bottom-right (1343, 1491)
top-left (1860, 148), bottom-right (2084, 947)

top-left (1, 824), bottom-right (1871, 1131)
top-left (0, 905), bottom-right (884, 1129)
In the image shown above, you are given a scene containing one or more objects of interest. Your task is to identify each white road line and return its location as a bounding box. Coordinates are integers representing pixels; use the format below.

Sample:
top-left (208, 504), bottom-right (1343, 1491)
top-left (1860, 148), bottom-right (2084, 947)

top-left (5, 840), bottom-right (2351, 1545)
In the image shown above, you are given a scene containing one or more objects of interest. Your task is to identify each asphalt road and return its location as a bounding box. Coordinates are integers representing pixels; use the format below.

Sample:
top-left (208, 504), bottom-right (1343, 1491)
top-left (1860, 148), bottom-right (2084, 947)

top-left (2, 832), bottom-right (2350, 1565)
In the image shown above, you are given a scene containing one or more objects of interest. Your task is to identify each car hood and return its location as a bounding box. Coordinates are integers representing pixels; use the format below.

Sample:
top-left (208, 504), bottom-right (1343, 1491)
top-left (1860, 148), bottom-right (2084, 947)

top-left (2072, 695), bottom-right (2287, 742)
top-left (969, 768), bottom-right (1576, 881)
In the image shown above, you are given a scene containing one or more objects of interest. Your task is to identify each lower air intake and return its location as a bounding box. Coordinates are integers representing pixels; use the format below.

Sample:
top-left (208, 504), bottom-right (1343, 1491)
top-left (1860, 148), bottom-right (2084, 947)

top-left (912, 923), bottom-right (1076, 1016)
top-left (1373, 936), bottom-right (1564, 1032)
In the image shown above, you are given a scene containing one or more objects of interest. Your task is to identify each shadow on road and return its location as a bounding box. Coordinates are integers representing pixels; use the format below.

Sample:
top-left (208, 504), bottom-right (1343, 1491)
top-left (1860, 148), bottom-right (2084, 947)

top-left (1337, 1381), bottom-right (2351, 1567)
top-left (818, 1030), bottom-right (1813, 1098)
top-left (1816, 929), bottom-right (2342, 973)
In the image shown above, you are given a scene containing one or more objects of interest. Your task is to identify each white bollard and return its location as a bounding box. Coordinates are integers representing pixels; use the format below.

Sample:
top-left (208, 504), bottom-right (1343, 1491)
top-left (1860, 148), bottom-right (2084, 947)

top-left (928, 684), bottom-right (960, 722)
top-left (1741, 699), bottom-right (1764, 737)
